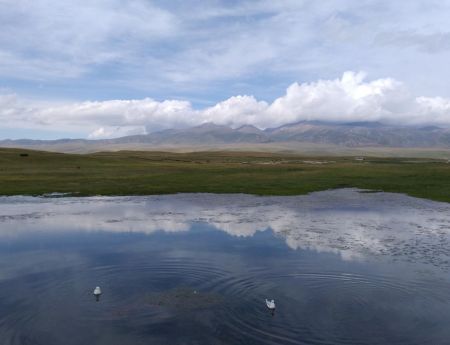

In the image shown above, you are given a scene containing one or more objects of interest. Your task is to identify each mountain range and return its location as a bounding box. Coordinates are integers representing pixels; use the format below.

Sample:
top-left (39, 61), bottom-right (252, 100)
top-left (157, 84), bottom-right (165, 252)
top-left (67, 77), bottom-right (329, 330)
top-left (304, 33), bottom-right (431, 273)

top-left (1, 121), bottom-right (450, 154)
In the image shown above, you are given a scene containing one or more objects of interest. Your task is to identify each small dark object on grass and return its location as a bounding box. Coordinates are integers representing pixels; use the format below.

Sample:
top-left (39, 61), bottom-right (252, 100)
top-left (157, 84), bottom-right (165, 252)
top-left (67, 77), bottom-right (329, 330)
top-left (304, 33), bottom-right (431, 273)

top-left (19, 153), bottom-right (29, 157)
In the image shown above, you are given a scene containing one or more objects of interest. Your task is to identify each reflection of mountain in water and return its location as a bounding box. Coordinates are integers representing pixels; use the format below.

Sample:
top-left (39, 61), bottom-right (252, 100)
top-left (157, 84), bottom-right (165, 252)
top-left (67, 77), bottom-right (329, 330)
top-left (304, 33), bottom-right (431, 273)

top-left (1, 189), bottom-right (450, 268)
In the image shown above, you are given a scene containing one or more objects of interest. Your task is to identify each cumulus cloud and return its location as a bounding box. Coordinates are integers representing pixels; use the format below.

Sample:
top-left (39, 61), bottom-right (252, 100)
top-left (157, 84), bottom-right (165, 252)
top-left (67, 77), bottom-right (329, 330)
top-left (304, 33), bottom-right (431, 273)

top-left (0, 72), bottom-right (450, 139)
top-left (202, 96), bottom-right (269, 127)
top-left (266, 72), bottom-right (411, 125)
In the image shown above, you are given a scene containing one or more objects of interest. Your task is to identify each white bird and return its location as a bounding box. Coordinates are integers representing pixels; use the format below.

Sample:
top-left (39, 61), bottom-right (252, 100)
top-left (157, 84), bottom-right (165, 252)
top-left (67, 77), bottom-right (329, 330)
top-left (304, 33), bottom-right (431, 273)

top-left (93, 286), bottom-right (102, 296)
top-left (265, 299), bottom-right (275, 310)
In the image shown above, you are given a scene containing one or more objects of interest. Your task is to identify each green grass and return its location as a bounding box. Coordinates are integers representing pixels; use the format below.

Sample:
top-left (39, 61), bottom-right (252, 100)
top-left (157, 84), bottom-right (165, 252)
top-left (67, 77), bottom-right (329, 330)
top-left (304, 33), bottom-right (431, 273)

top-left (0, 148), bottom-right (449, 202)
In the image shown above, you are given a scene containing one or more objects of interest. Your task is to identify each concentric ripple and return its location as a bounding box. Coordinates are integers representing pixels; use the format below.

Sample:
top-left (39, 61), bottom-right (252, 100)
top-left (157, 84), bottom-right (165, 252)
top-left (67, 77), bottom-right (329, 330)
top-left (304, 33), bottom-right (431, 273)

top-left (1, 253), bottom-right (450, 345)
top-left (88, 258), bottom-right (450, 344)
top-left (1, 191), bottom-right (450, 344)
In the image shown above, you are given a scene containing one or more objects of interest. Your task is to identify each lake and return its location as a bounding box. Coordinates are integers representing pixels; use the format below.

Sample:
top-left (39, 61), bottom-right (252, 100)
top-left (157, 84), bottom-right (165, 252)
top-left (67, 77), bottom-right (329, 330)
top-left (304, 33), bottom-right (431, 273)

top-left (0, 189), bottom-right (450, 344)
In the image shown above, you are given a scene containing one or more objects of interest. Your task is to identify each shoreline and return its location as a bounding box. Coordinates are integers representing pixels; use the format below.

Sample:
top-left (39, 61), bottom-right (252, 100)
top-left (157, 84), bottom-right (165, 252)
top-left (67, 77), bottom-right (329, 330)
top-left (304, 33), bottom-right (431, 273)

top-left (0, 188), bottom-right (448, 205)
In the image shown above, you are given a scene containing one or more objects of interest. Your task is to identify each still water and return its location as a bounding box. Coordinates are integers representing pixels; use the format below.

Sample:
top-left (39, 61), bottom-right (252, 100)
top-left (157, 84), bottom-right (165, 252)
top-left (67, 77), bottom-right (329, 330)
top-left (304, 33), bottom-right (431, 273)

top-left (0, 189), bottom-right (450, 344)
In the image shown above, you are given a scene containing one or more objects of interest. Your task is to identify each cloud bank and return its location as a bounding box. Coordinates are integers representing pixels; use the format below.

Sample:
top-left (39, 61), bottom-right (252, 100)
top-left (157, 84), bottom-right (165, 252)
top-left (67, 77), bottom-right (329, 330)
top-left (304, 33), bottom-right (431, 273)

top-left (1, 72), bottom-right (449, 139)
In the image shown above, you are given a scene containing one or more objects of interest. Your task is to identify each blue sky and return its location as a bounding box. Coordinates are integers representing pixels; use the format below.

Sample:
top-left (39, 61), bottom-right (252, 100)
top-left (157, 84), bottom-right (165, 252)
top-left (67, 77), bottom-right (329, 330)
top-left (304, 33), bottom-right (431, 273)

top-left (1, 0), bottom-right (450, 139)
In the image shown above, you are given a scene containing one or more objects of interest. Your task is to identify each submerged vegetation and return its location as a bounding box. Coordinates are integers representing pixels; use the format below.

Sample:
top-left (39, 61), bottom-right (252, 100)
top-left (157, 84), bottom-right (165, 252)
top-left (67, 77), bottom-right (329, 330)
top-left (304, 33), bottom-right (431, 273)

top-left (0, 148), bottom-right (449, 202)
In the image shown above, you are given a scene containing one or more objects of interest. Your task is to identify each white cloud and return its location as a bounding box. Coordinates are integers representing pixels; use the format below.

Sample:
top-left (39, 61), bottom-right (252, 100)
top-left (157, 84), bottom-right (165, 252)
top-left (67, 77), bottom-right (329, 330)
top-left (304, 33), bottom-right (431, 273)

top-left (204, 72), bottom-right (449, 128)
top-left (202, 96), bottom-right (269, 127)
top-left (0, 71), bottom-right (450, 139)
top-left (87, 126), bottom-right (147, 139)
top-left (39, 98), bottom-right (195, 126)
top-left (265, 71), bottom-right (409, 126)
top-left (416, 96), bottom-right (450, 119)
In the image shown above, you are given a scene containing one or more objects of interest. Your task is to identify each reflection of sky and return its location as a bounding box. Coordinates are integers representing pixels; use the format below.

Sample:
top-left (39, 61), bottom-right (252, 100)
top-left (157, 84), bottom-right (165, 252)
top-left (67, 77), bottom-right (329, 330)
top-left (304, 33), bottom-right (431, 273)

top-left (1, 189), bottom-right (450, 268)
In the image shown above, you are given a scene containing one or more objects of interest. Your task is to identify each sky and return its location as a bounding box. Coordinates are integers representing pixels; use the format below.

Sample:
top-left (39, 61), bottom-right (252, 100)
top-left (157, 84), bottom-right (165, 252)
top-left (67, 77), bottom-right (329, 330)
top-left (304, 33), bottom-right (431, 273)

top-left (1, 0), bottom-right (450, 139)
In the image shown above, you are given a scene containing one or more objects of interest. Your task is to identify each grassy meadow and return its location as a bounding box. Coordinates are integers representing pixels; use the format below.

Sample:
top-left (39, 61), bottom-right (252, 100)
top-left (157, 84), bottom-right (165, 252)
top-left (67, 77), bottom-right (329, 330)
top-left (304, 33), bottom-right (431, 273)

top-left (0, 148), bottom-right (449, 202)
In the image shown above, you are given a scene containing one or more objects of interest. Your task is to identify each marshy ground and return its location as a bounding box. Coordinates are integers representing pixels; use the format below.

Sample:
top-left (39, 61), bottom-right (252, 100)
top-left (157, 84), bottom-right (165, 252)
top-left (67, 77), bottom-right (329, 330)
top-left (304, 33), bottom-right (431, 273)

top-left (0, 148), bottom-right (449, 202)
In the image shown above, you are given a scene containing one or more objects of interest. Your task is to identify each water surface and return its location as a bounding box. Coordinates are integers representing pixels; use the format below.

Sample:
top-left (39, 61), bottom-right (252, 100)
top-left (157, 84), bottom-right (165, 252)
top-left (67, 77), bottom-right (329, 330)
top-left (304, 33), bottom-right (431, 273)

top-left (0, 189), bottom-right (450, 344)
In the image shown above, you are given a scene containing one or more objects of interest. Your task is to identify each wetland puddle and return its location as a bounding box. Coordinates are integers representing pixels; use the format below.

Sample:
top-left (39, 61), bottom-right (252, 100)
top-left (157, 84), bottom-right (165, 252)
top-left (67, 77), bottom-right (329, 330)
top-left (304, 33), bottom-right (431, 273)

top-left (0, 189), bottom-right (450, 344)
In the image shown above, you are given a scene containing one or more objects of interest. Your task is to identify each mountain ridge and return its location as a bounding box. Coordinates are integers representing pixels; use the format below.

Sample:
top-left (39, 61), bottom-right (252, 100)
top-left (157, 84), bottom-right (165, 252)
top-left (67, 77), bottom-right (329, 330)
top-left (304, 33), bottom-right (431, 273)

top-left (1, 121), bottom-right (450, 152)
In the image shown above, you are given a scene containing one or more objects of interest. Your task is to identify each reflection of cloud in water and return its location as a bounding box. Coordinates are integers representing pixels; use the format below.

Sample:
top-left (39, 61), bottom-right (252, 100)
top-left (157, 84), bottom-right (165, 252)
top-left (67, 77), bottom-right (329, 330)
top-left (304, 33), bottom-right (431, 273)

top-left (1, 189), bottom-right (450, 267)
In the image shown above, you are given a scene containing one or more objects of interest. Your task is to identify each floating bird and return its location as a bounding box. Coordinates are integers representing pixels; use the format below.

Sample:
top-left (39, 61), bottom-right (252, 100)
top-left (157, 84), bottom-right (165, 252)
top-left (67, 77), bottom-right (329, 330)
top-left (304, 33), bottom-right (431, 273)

top-left (93, 286), bottom-right (102, 296)
top-left (265, 299), bottom-right (276, 310)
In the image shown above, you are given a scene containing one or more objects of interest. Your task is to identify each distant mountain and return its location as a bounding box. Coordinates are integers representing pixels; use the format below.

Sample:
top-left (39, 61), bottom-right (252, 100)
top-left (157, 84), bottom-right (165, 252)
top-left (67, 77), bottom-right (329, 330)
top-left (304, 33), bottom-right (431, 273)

top-left (1, 121), bottom-right (450, 153)
top-left (266, 121), bottom-right (450, 147)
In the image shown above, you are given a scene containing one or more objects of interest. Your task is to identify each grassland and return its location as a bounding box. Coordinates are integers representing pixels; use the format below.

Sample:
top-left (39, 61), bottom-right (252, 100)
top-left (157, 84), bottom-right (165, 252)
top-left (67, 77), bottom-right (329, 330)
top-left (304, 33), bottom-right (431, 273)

top-left (0, 148), bottom-right (449, 202)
